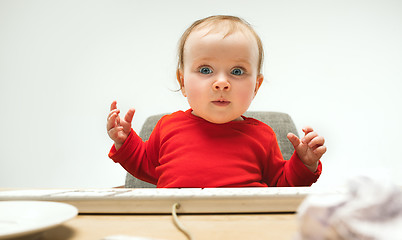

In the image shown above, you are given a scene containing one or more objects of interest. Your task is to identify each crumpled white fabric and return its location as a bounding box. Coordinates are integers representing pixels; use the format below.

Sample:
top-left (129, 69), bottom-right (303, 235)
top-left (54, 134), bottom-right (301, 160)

top-left (295, 176), bottom-right (402, 240)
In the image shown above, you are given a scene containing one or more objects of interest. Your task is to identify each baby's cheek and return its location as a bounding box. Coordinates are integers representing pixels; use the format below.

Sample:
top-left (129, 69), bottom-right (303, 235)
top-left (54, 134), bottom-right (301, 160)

top-left (185, 86), bottom-right (206, 109)
top-left (186, 86), bottom-right (202, 101)
top-left (237, 88), bottom-right (256, 103)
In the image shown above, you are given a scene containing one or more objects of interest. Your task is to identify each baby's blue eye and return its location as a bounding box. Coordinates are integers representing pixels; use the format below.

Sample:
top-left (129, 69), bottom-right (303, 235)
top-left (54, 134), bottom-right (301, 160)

top-left (231, 68), bottom-right (244, 76)
top-left (199, 67), bottom-right (213, 74)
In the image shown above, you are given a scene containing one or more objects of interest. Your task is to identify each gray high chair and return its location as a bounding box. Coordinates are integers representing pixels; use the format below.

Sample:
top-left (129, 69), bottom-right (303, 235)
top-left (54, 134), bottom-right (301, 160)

top-left (124, 112), bottom-right (299, 188)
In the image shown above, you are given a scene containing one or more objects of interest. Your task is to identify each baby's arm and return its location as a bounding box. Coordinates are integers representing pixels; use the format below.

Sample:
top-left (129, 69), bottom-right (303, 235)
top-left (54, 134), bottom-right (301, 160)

top-left (106, 101), bottom-right (135, 150)
top-left (287, 127), bottom-right (326, 172)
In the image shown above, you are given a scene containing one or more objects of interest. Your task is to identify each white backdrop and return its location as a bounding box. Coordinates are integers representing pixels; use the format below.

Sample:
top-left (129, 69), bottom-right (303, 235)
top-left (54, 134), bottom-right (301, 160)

top-left (1, 0), bottom-right (401, 188)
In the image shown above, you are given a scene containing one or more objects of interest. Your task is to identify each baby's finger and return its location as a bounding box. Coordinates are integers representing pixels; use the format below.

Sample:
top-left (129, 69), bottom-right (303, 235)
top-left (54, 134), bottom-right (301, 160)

top-left (124, 108), bottom-right (135, 124)
top-left (287, 133), bottom-right (301, 149)
top-left (110, 101), bottom-right (118, 111)
top-left (302, 131), bottom-right (318, 144)
top-left (313, 146), bottom-right (327, 156)
top-left (308, 136), bottom-right (325, 148)
top-left (302, 126), bottom-right (314, 135)
top-left (107, 109), bottom-right (120, 120)
top-left (107, 112), bottom-right (119, 131)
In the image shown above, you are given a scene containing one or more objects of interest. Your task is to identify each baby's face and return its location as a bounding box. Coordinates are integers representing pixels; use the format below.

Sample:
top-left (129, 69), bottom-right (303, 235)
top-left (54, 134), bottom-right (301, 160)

top-left (179, 28), bottom-right (263, 124)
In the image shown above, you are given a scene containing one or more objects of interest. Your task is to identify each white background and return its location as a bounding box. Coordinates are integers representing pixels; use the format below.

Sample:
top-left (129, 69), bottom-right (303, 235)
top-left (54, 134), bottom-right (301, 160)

top-left (1, 0), bottom-right (401, 188)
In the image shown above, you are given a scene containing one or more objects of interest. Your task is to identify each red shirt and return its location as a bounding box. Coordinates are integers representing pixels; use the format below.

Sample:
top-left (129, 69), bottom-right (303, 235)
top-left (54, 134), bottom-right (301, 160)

top-left (109, 109), bottom-right (321, 188)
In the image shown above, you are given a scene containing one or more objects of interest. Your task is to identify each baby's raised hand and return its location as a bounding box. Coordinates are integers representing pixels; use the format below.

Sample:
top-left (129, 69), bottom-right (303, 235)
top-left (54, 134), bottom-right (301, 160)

top-left (107, 101), bottom-right (135, 150)
top-left (287, 127), bottom-right (326, 172)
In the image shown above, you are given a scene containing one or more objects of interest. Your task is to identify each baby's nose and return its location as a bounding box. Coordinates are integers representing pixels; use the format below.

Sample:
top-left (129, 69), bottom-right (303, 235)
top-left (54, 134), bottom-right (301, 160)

top-left (212, 77), bottom-right (230, 91)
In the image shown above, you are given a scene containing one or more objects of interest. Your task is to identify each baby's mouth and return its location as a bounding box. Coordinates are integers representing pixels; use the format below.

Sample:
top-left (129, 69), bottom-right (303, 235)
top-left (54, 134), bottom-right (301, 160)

top-left (212, 99), bottom-right (230, 106)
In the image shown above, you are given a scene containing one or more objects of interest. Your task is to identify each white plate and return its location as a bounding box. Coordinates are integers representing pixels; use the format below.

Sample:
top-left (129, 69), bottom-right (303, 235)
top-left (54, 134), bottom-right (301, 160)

top-left (0, 201), bottom-right (78, 239)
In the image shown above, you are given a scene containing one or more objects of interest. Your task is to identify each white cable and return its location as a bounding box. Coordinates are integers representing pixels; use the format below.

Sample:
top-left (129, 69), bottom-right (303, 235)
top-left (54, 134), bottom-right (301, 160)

top-left (171, 203), bottom-right (193, 240)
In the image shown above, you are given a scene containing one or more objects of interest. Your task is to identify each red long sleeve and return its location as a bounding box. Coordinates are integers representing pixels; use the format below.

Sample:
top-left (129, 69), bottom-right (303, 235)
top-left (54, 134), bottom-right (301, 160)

top-left (109, 109), bottom-right (321, 188)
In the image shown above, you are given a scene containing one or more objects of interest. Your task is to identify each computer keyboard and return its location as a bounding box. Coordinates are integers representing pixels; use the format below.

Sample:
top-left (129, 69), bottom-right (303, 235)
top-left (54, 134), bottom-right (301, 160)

top-left (0, 187), bottom-right (345, 214)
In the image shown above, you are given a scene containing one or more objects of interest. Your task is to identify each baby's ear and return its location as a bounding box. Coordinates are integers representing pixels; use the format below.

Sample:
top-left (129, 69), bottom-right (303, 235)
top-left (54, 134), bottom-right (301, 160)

top-left (254, 74), bottom-right (264, 95)
top-left (176, 69), bottom-right (186, 97)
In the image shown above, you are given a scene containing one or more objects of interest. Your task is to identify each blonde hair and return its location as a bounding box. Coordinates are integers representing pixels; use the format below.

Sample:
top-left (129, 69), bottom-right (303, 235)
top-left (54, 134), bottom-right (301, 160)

top-left (176, 15), bottom-right (264, 88)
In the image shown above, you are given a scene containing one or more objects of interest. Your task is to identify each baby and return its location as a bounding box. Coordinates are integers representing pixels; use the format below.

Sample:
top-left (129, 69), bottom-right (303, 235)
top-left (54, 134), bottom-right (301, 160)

top-left (107, 15), bottom-right (326, 188)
